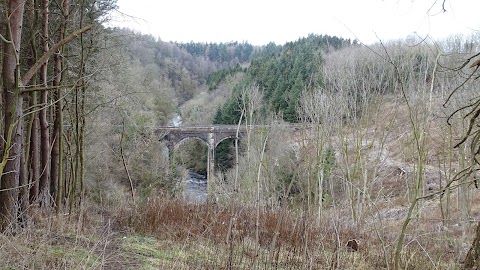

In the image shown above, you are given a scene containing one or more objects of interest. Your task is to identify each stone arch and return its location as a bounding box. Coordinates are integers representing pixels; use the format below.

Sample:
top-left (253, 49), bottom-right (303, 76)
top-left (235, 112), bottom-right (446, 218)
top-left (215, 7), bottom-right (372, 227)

top-left (173, 136), bottom-right (210, 150)
top-left (214, 135), bottom-right (241, 148)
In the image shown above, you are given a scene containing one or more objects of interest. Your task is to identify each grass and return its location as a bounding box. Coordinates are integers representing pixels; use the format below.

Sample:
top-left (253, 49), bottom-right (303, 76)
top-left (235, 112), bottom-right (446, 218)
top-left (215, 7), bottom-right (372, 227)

top-left (113, 195), bottom-right (472, 269)
top-left (120, 235), bottom-right (200, 268)
top-left (0, 218), bottom-right (103, 269)
top-left (0, 192), bottom-right (474, 269)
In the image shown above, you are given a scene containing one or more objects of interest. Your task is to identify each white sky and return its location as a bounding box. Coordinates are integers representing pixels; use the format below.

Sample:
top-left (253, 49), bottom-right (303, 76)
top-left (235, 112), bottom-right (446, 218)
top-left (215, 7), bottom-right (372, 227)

top-left (110, 0), bottom-right (479, 45)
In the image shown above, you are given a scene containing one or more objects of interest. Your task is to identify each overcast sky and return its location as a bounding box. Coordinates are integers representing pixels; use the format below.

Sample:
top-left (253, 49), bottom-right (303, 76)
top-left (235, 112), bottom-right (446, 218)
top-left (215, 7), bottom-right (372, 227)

top-left (110, 0), bottom-right (479, 45)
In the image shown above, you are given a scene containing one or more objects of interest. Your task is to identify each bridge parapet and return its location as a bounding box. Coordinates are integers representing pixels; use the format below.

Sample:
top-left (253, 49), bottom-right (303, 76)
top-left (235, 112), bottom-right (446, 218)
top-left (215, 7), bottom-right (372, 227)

top-left (155, 125), bottom-right (248, 149)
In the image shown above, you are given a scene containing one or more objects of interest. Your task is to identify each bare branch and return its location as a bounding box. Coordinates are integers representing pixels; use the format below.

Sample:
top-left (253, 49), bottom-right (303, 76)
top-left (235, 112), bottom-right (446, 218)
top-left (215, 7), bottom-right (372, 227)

top-left (21, 24), bottom-right (93, 86)
top-left (21, 83), bottom-right (79, 94)
top-left (443, 65), bottom-right (479, 107)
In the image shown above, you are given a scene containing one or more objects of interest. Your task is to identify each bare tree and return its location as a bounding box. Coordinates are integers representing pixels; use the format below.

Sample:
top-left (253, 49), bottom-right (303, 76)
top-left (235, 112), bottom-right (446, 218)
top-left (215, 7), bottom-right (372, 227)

top-left (38, 0), bottom-right (51, 206)
top-left (445, 51), bottom-right (480, 269)
top-left (50, 0), bottom-right (69, 213)
top-left (0, 0), bottom-right (101, 230)
top-left (0, 0), bottom-right (26, 230)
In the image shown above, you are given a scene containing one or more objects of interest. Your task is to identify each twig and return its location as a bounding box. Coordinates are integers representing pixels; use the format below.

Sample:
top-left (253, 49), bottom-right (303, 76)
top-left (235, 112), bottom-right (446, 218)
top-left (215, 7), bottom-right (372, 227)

top-left (120, 117), bottom-right (136, 206)
top-left (20, 83), bottom-right (79, 93)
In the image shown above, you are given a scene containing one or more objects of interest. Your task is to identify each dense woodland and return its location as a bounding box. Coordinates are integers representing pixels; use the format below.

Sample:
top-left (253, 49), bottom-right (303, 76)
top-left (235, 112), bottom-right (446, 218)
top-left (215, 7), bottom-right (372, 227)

top-left (2, 0), bottom-right (480, 268)
top-left (214, 35), bottom-right (355, 123)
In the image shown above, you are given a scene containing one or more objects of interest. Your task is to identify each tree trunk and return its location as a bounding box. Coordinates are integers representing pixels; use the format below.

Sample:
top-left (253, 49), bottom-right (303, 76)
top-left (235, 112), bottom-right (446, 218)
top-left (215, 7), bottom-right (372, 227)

top-left (51, 0), bottom-right (69, 213)
top-left (18, 143), bottom-right (28, 226)
top-left (465, 221), bottom-right (480, 269)
top-left (29, 109), bottom-right (40, 204)
top-left (38, 0), bottom-right (51, 206)
top-left (50, 65), bottom-right (60, 208)
top-left (0, 0), bottom-right (26, 231)
top-left (26, 0), bottom-right (40, 205)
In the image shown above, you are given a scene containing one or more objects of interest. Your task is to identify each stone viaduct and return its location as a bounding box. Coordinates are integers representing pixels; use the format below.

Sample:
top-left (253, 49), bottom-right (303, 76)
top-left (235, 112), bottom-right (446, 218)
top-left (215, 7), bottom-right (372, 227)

top-left (155, 125), bottom-right (250, 196)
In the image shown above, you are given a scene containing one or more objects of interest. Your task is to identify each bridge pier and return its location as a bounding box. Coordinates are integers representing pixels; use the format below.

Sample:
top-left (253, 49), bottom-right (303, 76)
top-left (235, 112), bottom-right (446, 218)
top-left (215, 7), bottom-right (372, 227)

top-left (165, 142), bottom-right (175, 177)
top-left (207, 132), bottom-right (215, 202)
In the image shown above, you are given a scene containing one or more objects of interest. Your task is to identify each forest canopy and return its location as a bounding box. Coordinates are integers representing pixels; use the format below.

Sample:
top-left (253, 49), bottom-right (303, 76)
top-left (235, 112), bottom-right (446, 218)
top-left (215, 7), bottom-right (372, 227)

top-left (213, 34), bottom-right (356, 124)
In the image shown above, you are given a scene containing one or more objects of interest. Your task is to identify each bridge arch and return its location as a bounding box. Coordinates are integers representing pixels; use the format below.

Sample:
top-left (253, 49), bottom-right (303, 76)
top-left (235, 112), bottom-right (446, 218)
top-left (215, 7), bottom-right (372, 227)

top-left (215, 135), bottom-right (241, 148)
top-left (173, 136), bottom-right (209, 150)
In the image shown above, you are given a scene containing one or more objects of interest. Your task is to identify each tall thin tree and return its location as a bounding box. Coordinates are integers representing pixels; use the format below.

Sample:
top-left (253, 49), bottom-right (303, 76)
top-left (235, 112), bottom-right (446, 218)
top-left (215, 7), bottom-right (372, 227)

top-left (51, 0), bottom-right (69, 213)
top-left (0, 0), bottom-right (26, 231)
top-left (38, 0), bottom-right (51, 206)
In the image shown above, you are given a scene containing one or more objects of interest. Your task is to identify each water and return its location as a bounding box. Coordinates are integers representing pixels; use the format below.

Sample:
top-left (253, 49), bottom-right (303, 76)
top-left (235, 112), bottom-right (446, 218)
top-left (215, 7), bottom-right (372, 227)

top-left (169, 113), bottom-right (207, 203)
top-left (183, 172), bottom-right (207, 204)
top-left (171, 113), bottom-right (182, 127)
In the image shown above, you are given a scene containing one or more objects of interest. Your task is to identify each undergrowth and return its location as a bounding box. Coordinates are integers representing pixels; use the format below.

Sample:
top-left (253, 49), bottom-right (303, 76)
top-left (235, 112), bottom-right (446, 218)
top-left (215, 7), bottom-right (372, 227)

top-left (117, 197), bottom-right (467, 269)
top-left (0, 196), bottom-right (471, 269)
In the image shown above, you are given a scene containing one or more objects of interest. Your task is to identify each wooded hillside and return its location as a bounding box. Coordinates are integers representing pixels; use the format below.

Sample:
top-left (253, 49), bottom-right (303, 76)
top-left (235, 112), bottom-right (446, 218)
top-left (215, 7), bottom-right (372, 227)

top-left (2, 0), bottom-right (480, 268)
top-left (0, 0), bottom-right (256, 230)
top-left (213, 34), bottom-right (355, 123)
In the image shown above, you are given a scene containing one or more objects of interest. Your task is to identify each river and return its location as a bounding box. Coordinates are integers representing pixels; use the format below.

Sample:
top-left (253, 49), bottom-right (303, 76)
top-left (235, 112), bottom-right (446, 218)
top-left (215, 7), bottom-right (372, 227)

top-left (183, 172), bottom-right (208, 204)
top-left (170, 113), bottom-right (208, 203)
